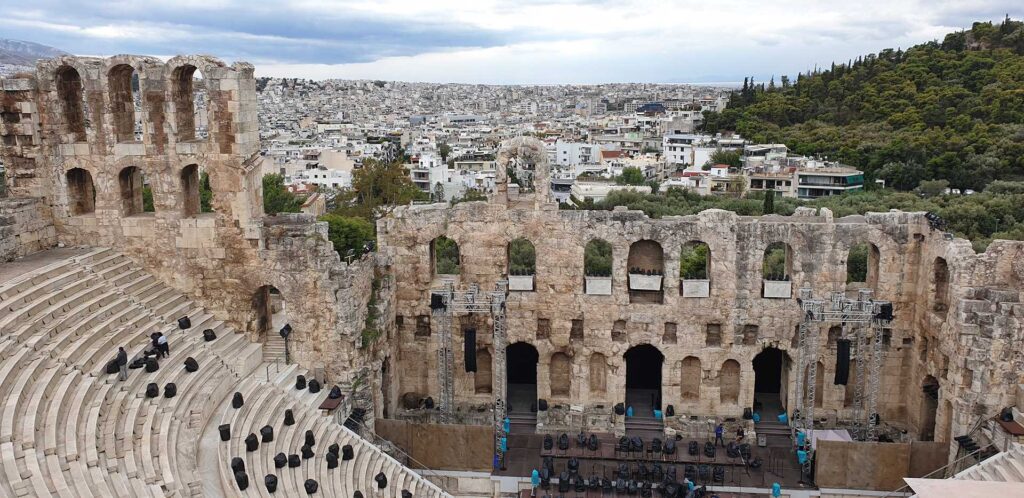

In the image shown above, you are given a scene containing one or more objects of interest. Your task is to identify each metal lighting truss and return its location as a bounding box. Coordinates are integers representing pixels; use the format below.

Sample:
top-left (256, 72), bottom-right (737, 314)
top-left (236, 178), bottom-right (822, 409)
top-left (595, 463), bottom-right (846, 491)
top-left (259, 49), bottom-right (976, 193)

top-left (429, 280), bottom-right (508, 458)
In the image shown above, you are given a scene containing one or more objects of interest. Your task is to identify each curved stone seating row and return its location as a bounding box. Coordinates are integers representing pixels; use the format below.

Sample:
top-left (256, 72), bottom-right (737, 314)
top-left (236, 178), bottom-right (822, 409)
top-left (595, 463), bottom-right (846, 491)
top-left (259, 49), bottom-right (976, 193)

top-left (0, 248), bottom-right (449, 497)
top-left (214, 367), bottom-right (445, 498)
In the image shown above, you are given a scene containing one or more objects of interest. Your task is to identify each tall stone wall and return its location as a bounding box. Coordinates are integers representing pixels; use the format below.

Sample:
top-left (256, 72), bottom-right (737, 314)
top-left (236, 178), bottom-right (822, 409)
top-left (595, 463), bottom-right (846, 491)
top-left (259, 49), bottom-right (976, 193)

top-left (0, 197), bottom-right (58, 262)
top-left (378, 199), bottom-right (1024, 441)
top-left (0, 56), bottom-right (372, 385)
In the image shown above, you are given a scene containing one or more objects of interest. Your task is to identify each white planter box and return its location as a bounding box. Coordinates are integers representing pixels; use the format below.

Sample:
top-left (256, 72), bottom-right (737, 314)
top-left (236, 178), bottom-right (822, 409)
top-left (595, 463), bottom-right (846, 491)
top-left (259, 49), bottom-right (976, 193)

top-left (585, 276), bottom-right (612, 295)
top-left (763, 280), bottom-right (792, 299)
top-left (681, 279), bottom-right (710, 298)
top-left (629, 273), bottom-right (663, 291)
top-left (508, 275), bottom-right (534, 291)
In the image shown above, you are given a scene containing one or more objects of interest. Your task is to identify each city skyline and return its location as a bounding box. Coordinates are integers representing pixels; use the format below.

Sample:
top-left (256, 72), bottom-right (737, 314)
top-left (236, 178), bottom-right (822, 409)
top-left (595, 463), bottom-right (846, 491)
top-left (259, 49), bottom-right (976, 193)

top-left (0, 1), bottom-right (1021, 83)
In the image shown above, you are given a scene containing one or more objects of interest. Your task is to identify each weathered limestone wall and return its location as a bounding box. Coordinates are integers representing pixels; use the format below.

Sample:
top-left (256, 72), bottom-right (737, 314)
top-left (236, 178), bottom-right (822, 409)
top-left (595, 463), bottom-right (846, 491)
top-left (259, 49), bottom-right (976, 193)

top-left (379, 199), bottom-right (1024, 441)
top-left (0, 56), bottom-right (372, 386)
top-left (0, 197), bottom-right (58, 262)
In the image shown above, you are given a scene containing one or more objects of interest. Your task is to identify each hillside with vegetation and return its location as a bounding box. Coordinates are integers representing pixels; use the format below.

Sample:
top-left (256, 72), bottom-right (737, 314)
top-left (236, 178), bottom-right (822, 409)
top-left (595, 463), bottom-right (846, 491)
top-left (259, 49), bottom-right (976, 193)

top-left (702, 17), bottom-right (1024, 192)
top-left (574, 18), bottom-right (1024, 251)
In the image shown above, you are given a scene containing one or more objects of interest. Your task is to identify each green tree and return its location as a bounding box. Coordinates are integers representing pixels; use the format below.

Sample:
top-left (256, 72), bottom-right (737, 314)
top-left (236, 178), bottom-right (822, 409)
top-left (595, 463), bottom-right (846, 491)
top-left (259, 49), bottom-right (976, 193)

top-left (708, 149), bottom-right (742, 168)
top-left (451, 188), bottom-right (488, 205)
top-left (331, 158), bottom-right (425, 220)
top-left (438, 143), bottom-right (452, 162)
top-left (846, 243), bottom-right (868, 283)
top-left (583, 239), bottom-right (613, 276)
top-left (508, 238), bottom-right (536, 275)
top-left (142, 185), bottom-right (155, 212)
top-left (319, 214), bottom-right (375, 260)
top-left (762, 243), bottom-right (788, 280)
top-left (679, 243), bottom-right (709, 279)
top-left (617, 166), bottom-right (646, 185)
top-left (763, 189), bottom-right (775, 214)
top-left (262, 173), bottom-right (303, 215)
top-left (917, 179), bottom-right (950, 197)
top-left (877, 161), bottom-right (927, 191)
top-left (432, 182), bottom-right (445, 202)
top-left (433, 236), bottom-right (460, 275)
top-left (200, 172), bottom-right (213, 213)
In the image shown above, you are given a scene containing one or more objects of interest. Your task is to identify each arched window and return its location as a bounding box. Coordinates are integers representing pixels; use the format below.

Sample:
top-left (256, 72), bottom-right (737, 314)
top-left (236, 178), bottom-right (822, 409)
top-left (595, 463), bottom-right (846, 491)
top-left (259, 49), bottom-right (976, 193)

top-left (762, 242), bottom-right (792, 298)
top-left (118, 166), bottom-right (147, 216)
top-left (550, 353), bottom-right (571, 397)
top-left (827, 326), bottom-right (842, 347)
top-left (627, 240), bottom-right (664, 303)
top-left (680, 241), bottom-right (710, 297)
top-left (431, 236), bottom-right (460, 275)
top-left (508, 237), bottom-right (536, 275)
top-left (171, 64), bottom-right (207, 141)
top-left (180, 164), bottom-right (201, 217)
top-left (846, 242), bottom-right (879, 288)
top-left (66, 168), bottom-right (95, 215)
top-left (108, 64), bottom-right (141, 143)
top-left (589, 353), bottom-right (607, 394)
top-left (584, 239), bottom-right (613, 276)
top-left (474, 349), bottom-right (492, 394)
top-left (933, 258), bottom-right (950, 312)
top-left (55, 65), bottom-right (87, 142)
top-left (762, 242), bottom-right (790, 281)
top-left (719, 360), bottom-right (740, 404)
top-left (680, 356), bottom-right (701, 400)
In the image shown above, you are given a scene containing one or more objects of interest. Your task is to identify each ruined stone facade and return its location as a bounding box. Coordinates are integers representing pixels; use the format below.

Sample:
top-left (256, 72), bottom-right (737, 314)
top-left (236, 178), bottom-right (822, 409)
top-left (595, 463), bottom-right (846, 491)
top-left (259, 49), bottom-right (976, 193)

top-left (0, 55), bottom-right (379, 389)
top-left (378, 141), bottom-right (1024, 451)
top-left (3, 56), bottom-right (1023, 463)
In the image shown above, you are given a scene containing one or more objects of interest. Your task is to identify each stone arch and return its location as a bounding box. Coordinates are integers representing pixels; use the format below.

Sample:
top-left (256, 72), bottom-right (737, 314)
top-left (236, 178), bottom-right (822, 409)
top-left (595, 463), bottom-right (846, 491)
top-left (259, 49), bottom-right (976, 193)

top-left (932, 258), bottom-right (950, 312)
top-left (762, 241), bottom-right (791, 281)
top-left (180, 164), bottom-right (203, 217)
top-left (827, 326), bottom-right (842, 347)
top-left (474, 349), bottom-right (492, 394)
top-left (680, 356), bottom-right (701, 400)
top-left (508, 237), bottom-right (536, 275)
top-left (55, 65), bottom-right (87, 142)
top-left (719, 359), bottom-right (741, 404)
top-left (550, 352), bottom-right (571, 397)
top-left (431, 236), bottom-right (460, 275)
top-left (627, 239), bottom-right (664, 303)
top-left (65, 168), bottom-right (96, 215)
top-left (846, 242), bottom-right (880, 289)
top-left (584, 238), bottom-right (613, 277)
top-left (108, 63), bottom-right (141, 143)
top-left (117, 166), bottom-right (148, 216)
top-left (170, 64), bottom-right (207, 142)
top-left (496, 136), bottom-right (550, 201)
top-left (589, 353), bottom-right (607, 395)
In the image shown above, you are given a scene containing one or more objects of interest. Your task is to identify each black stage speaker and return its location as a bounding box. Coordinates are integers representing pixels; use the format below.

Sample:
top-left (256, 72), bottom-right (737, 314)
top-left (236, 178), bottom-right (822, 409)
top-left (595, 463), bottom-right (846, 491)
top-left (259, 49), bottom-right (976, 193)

top-left (218, 424), bottom-right (231, 442)
top-left (234, 470), bottom-right (248, 490)
top-left (464, 328), bottom-right (477, 372)
top-left (835, 339), bottom-right (851, 385)
top-left (178, 316), bottom-right (191, 329)
top-left (265, 474), bottom-right (278, 493)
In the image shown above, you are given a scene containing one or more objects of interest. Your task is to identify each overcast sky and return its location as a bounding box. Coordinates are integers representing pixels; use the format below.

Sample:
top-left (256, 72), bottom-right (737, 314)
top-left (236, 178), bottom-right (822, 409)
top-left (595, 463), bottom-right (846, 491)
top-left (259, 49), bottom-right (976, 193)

top-left (1, 0), bottom-right (1020, 84)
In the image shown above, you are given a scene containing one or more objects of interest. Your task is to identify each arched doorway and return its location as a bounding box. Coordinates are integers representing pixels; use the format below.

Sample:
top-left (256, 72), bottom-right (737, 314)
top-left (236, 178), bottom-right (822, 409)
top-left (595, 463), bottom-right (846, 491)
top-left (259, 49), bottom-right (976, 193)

top-left (252, 285), bottom-right (290, 361)
top-left (752, 347), bottom-right (789, 416)
top-left (507, 342), bottom-right (538, 414)
top-left (625, 344), bottom-right (664, 418)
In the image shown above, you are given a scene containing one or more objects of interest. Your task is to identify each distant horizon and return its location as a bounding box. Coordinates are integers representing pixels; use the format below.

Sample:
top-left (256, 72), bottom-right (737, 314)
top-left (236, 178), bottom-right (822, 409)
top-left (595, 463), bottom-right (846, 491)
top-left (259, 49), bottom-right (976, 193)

top-left (2, 1), bottom-right (1020, 84)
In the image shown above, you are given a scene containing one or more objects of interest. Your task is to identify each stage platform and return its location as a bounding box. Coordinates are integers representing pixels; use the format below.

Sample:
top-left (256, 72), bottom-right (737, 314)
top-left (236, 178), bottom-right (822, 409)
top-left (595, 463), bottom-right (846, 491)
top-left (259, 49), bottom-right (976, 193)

top-left (496, 429), bottom-right (812, 492)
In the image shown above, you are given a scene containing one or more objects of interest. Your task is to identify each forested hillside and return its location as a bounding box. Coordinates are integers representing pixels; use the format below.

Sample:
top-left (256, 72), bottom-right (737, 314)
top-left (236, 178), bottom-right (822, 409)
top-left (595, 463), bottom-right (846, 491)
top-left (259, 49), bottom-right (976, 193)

top-left (702, 17), bottom-right (1024, 192)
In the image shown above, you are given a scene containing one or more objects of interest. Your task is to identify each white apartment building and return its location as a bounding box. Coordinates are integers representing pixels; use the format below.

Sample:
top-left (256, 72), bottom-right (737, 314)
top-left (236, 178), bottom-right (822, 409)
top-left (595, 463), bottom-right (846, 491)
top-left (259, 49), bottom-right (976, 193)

top-left (553, 141), bottom-right (598, 167)
top-left (663, 133), bottom-right (701, 166)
